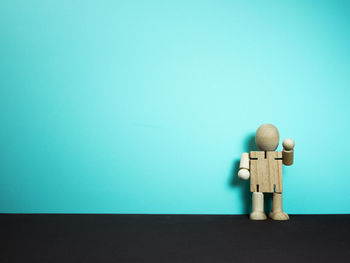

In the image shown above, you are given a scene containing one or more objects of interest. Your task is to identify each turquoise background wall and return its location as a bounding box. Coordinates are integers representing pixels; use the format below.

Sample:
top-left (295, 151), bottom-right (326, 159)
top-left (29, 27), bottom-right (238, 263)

top-left (0, 0), bottom-right (350, 214)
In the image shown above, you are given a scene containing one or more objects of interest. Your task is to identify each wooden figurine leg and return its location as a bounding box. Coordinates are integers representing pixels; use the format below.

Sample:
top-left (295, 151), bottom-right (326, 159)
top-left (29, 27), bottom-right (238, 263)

top-left (250, 192), bottom-right (267, 220)
top-left (269, 193), bottom-right (289, 220)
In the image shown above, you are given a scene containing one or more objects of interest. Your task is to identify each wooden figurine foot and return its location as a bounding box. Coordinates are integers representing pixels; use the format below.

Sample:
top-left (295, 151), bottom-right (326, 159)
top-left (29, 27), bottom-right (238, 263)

top-left (250, 211), bottom-right (267, 220)
top-left (269, 193), bottom-right (289, 220)
top-left (269, 211), bottom-right (289, 220)
top-left (250, 192), bottom-right (267, 220)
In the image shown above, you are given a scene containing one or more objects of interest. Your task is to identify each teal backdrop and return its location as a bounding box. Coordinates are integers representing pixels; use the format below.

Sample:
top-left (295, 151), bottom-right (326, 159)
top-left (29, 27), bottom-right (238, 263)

top-left (1, 0), bottom-right (350, 214)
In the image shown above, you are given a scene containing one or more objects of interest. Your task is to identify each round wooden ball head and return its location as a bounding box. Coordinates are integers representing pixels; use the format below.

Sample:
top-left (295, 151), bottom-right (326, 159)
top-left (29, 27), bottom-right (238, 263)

top-left (255, 124), bottom-right (295, 151)
top-left (255, 124), bottom-right (279, 151)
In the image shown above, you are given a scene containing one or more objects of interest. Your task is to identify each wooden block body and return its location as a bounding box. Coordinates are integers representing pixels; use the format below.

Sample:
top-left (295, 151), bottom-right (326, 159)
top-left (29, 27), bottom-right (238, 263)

top-left (250, 151), bottom-right (283, 193)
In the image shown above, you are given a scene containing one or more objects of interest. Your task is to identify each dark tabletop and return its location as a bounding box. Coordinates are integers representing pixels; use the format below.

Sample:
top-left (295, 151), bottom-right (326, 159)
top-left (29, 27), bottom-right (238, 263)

top-left (1, 214), bottom-right (350, 263)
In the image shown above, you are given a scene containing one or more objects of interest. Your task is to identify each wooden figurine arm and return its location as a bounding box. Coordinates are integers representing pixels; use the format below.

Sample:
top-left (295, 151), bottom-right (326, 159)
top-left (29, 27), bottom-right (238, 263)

top-left (238, 153), bottom-right (250, 180)
top-left (282, 138), bottom-right (295, 166)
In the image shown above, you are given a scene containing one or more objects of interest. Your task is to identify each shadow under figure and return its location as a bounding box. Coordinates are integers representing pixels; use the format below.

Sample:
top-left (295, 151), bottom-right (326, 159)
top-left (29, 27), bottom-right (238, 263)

top-left (237, 124), bottom-right (295, 221)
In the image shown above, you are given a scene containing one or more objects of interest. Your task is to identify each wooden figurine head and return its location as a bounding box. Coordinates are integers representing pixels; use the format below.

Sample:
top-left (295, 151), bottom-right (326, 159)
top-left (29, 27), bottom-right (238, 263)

top-left (255, 124), bottom-right (279, 151)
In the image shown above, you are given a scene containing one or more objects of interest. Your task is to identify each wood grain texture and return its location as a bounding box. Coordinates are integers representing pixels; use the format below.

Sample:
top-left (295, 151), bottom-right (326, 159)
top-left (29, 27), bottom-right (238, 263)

top-left (249, 151), bottom-right (283, 193)
top-left (255, 124), bottom-right (279, 151)
top-left (282, 149), bottom-right (294, 166)
top-left (239, 153), bottom-right (249, 170)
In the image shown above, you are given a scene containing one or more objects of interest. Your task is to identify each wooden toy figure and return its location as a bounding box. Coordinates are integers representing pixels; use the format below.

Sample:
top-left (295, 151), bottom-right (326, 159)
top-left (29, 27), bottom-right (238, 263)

top-left (238, 124), bottom-right (295, 220)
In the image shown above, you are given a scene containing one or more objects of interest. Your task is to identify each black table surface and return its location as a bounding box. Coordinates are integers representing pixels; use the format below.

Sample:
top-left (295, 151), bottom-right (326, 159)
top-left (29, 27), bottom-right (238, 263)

top-left (1, 214), bottom-right (350, 263)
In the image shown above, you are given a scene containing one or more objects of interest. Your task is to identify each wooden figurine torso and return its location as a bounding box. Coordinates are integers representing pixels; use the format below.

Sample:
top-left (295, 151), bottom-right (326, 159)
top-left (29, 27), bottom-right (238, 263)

top-left (249, 151), bottom-right (283, 193)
